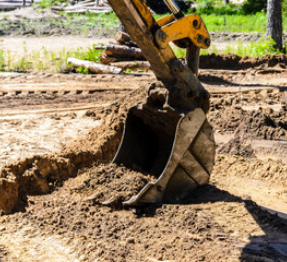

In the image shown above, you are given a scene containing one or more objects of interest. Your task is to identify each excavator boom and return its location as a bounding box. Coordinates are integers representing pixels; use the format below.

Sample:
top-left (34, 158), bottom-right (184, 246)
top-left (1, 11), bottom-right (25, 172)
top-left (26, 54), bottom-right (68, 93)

top-left (106, 0), bottom-right (216, 205)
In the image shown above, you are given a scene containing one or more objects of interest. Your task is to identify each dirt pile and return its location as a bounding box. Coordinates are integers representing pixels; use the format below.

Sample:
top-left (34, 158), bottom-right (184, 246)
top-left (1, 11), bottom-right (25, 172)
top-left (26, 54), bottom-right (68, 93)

top-left (74, 163), bottom-right (156, 208)
top-left (1, 83), bottom-right (286, 214)
top-left (0, 156), bottom-right (76, 214)
top-left (200, 53), bottom-right (287, 70)
top-left (209, 94), bottom-right (287, 141)
top-left (0, 87), bottom-right (146, 214)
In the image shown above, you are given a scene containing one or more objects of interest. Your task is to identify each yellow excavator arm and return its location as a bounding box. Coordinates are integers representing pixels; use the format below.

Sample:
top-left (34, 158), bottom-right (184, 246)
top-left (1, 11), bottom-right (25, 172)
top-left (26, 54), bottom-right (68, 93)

top-left (108, 0), bottom-right (211, 111)
top-left (105, 0), bottom-right (216, 206)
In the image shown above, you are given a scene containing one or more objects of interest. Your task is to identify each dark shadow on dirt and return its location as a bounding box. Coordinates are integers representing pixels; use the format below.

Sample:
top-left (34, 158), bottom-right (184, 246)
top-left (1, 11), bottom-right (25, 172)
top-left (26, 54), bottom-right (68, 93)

top-left (195, 186), bottom-right (287, 261)
top-left (12, 194), bottom-right (28, 214)
top-left (240, 200), bottom-right (287, 261)
top-left (136, 185), bottom-right (287, 261)
top-left (191, 186), bottom-right (287, 261)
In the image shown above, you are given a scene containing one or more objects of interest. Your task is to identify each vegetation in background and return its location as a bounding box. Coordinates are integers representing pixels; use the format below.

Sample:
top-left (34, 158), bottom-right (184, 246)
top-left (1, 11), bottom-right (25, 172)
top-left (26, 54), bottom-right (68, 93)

top-left (173, 37), bottom-right (281, 58)
top-left (1, 0), bottom-right (286, 74)
top-left (201, 12), bottom-right (267, 33)
top-left (0, 42), bottom-right (102, 73)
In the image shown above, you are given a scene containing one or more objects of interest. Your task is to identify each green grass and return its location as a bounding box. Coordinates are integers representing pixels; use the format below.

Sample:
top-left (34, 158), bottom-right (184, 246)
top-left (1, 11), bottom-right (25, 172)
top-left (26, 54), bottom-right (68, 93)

top-left (173, 37), bottom-right (281, 58)
top-left (0, 43), bottom-right (102, 73)
top-left (157, 12), bottom-right (287, 34)
top-left (201, 13), bottom-right (267, 33)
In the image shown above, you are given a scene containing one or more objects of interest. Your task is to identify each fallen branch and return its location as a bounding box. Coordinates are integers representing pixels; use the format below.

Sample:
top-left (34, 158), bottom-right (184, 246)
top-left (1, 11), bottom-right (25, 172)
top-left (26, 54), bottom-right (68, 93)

top-left (67, 58), bottom-right (122, 74)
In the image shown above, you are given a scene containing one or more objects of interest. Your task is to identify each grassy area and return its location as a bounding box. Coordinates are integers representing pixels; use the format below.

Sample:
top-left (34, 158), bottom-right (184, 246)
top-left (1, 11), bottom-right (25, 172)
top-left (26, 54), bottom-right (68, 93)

top-left (0, 0), bottom-right (285, 73)
top-left (156, 12), bottom-right (287, 34)
top-left (173, 37), bottom-right (281, 58)
top-left (201, 13), bottom-right (267, 33)
top-left (0, 37), bottom-right (280, 74)
top-left (0, 42), bottom-right (102, 73)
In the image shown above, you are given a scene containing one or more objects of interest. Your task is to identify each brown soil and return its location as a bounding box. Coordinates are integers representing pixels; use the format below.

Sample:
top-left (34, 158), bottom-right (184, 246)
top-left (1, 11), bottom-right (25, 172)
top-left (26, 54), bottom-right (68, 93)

top-left (200, 53), bottom-right (287, 70)
top-left (0, 66), bottom-right (287, 261)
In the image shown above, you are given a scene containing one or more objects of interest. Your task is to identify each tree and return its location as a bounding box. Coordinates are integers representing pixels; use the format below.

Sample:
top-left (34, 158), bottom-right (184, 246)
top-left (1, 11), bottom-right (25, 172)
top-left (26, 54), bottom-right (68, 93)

top-left (225, 0), bottom-right (229, 4)
top-left (267, 0), bottom-right (283, 50)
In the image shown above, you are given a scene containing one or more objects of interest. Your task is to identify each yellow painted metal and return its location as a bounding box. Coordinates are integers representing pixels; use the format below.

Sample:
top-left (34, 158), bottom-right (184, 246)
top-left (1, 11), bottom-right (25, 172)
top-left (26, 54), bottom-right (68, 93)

top-left (156, 14), bottom-right (176, 27)
top-left (129, 0), bottom-right (155, 30)
top-left (156, 15), bottom-right (210, 49)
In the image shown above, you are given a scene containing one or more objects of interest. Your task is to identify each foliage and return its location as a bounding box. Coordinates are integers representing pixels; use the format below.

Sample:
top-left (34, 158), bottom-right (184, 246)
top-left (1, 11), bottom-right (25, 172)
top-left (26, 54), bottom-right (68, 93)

top-left (199, 37), bottom-right (280, 57)
top-left (194, 0), bottom-right (267, 15)
top-left (194, 1), bottom-right (240, 15)
top-left (201, 13), bottom-right (267, 33)
top-left (0, 47), bottom-right (4, 71)
top-left (283, 0), bottom-right (287, 17)
top-left (37, 0), bottom-right (68, 8)
top-left (241, 0), bottom-right (267, 14)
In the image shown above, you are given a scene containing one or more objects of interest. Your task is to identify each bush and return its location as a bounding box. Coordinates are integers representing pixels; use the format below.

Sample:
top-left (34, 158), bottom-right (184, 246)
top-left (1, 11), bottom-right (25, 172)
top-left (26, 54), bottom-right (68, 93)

top-left (144, 0), bottom-right (191, 14)
top-left (283, 0), bottom-right (287, 16)
top-left (194, 1), bottom-right (241, 15)
top-left (241, 0), bottom-right (267, 14)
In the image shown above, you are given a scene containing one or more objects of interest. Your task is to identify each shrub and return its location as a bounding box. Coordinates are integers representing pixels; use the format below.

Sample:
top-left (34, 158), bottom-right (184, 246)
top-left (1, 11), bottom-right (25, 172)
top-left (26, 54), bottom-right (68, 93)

top-left (241, 0), bottom-right (267, 14)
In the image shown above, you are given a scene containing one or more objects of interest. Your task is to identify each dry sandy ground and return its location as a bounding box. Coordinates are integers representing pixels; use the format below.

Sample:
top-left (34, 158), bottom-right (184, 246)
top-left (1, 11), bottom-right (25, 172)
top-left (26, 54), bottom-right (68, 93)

top-left (0, 36), bottom-right (113, 57)
top-left (0, 66), bottom-right (286, 261)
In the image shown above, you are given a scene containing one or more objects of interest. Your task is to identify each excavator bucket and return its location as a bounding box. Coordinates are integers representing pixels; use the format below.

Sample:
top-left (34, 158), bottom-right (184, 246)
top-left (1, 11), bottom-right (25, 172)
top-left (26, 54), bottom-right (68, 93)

top-left (107, 0), bottom-right (216, 205)
top-left (113, 93), bottom-right (215, 205)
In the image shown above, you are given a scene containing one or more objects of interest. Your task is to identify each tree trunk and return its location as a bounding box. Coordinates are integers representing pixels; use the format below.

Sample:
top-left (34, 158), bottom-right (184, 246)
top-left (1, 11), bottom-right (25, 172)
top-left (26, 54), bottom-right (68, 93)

top-left (225, 0), bottom-right (229, 4)
top-left (267, 0), bottom-right (283, 50)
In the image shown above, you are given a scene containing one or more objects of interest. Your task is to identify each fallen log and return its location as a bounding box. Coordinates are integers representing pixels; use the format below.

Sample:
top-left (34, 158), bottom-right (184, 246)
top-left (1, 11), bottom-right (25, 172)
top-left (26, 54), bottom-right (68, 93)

top-left (111, 61), bottom-right (151, 70)
top-left (67, 58), bottom-right (122, 74)
top-left (94, 46), bottom-right (106, 50)
top-left (114, 31), bottom-right (131, 44)
top-left (104, 44), bottom-right (146, 60)
top-left (99, 53), bottom-right (118, 65)
top-left (114, 31), bottom-right (138, 47)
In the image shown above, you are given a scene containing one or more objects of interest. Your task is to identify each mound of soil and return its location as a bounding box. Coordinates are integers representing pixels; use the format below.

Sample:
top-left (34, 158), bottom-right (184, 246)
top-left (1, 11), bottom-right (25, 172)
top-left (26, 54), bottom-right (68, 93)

top-left (200, 53), bottom-right (287, 70)
top-left (1, 160), bottom-right (287, 261)
top-left (74, 163), bottom-right (156, 209)
top-left (209, 94), bottom-right (287, 141)
top-left (0, 87), bottom-right (146, 214)
top-left (1, 81), bottom-right (286, 214)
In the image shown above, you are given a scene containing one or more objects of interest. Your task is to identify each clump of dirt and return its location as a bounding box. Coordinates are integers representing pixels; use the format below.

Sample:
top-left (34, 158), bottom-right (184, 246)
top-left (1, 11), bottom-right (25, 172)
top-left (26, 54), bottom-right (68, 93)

top-left (200, 53), bottom-right (287, 70)
top-left (74, 163), bottom-right (156, 209)
top-left (218, 136), bottom-right (255, 157)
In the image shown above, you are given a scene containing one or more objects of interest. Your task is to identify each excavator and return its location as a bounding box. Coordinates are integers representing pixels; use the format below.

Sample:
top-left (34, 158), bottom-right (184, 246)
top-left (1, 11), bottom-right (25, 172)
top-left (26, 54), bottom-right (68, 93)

top-left (107, 0), bottom-right (215, 205)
